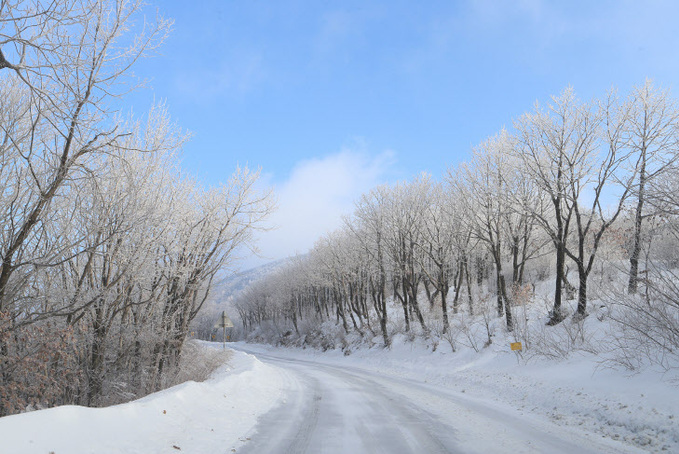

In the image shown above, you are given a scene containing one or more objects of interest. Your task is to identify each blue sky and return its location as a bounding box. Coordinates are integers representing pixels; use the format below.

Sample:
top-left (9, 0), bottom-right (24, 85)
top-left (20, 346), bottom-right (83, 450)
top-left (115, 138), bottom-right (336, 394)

top-left (128, 0), bottom-right (679, 269)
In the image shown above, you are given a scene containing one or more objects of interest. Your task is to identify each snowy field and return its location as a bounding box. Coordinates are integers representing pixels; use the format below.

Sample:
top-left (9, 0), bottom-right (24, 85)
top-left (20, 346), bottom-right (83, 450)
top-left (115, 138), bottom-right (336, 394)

top-left (0, 337), bottom-right (677, 453)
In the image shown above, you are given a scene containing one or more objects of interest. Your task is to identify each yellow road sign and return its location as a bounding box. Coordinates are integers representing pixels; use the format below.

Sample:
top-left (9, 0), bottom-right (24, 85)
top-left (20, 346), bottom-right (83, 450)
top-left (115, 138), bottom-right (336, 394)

top-left (510, 342), bottom-right (523, 351)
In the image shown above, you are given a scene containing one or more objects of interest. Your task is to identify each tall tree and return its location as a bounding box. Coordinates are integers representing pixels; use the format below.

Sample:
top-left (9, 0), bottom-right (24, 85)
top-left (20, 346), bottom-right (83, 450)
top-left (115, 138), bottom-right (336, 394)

top-left (0, 0), bottom-right (171, 314)
top-left (415, 181), bottom-right (468, 333)
top-left (625, 80), bottom-right (679, 294)
top-left (383, 176), bottom-right (430, 333)
top-left (453, 129), bottom-right (516, 331)
top-left (562, 90), bottom-right (635, 318)
top-left (515, 88), bottom-right (598, 324)
top-left (349, 187), bottom-right (391, 346)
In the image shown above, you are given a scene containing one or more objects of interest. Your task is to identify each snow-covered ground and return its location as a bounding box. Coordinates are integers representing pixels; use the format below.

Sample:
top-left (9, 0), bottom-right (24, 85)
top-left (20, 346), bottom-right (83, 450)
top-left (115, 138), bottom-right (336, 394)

top-left (0, 347), bottom-right (287, 454)
top-left (0, 336), bottom-right (677, 453)
top-left (234, 336), bottom-right (679, 453)
top-left (230, 344), bottom-right (645, 453)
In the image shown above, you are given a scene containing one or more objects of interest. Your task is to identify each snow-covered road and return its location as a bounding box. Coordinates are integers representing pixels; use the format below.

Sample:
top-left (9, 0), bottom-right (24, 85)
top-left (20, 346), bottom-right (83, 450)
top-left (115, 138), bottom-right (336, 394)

top-left (234, 345), bottom-right (642, 454)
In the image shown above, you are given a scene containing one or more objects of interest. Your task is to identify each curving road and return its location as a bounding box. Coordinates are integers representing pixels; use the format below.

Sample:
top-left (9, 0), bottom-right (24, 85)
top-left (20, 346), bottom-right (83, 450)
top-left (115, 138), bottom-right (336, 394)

top-left (233, 347), bottom-right (641, 454)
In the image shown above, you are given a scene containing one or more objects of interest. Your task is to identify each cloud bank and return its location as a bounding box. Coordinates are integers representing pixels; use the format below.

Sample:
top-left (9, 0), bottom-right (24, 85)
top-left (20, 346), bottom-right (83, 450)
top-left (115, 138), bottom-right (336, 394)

top-left (244, 147), bottom-right (396, 269)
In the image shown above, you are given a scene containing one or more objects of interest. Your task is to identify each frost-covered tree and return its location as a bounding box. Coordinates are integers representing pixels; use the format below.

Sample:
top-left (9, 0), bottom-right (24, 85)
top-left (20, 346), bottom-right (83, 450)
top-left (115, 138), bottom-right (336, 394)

top-left (415, 181), bottom-right (468, 333)
top-left (0, 0), bottom-right (171, 314)
top-left (515, 88), bottom-right (599, 323)
top-left (0, 1), bottom-right (274, 414)
top-left (453, 129), bottom-right (516, 331)
top-left (348, 187), bottom-right (391, 346)
top-left (624, 81), bottom-right (679, 294)
top-left (383, 176), bottom-right (430, 333)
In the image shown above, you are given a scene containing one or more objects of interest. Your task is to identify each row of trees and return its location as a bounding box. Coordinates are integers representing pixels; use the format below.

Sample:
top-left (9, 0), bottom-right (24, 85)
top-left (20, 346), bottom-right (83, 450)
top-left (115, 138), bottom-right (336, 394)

top-left (0, 1), bottom-right (273, 415)
top-left (232, 81), bottom-right (679, 367)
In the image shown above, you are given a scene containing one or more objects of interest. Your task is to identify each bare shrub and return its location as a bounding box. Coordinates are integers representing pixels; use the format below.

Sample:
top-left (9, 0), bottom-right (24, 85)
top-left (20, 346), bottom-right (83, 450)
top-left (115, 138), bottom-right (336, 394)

top-left (169, 341), bottom-right (233, 385)
top-left (606, 268), bottom-right (679, 373)
top-left (510, 283), bottom-right (535, 350)
top-left (0, 313), bottom-right (82, 416)
top-left (303, 327), bottom-right (338, 351)
top-left (454, 314), bottom-right (481, 353)
top-left (479, 292), bottom-right (497, 347)
top-left (510, 283), bottom-right (535, 306)
top-left (453, 293), bottom-right (497, 352)
top-left (528, 313), bottom-right (599, 360)
top-left (431, 320), bottom-right (457, 352)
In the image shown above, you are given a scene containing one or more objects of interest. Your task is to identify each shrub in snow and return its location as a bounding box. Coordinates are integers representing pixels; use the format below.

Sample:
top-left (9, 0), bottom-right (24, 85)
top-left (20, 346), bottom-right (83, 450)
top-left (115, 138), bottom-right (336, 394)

top-left (607, 268), bottom-right (679, 374)
top-left (0, 313), bottom-right (81, 416)
top-left (170, 341), bottom-right (233, 385)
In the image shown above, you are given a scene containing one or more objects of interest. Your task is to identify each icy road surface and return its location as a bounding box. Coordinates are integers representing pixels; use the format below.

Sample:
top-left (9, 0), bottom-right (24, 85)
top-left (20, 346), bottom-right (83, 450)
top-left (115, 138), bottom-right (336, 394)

top-left (234, 346), bottom-right (642, 454)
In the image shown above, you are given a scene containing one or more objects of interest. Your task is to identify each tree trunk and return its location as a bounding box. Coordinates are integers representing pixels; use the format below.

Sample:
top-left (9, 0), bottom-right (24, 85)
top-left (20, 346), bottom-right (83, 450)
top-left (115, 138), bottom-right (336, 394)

top-left (440, 269), bottom-right (450, 334)
top-left (452, 263), bottom-right (464, 315)
top-left (548, 239), bottom-right (566, 325)
top-left (499, 274), bottom-right (513, 331)
top-left (87, 305), bottom-right (107, 406)
top-left (628, 157), bottom-right (646, 295)
top-left (495, 272), bottom-right (504, 318)
top-left (576, 265), bottom-right (588, 318)
top-left (379, 278), bottom-right (389, 347)
top-left (394, 279), bottom-right (410, 332)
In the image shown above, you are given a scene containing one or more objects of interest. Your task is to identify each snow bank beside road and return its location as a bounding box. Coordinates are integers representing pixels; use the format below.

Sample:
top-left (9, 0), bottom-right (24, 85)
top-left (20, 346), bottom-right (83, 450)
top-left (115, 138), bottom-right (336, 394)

top-left (0, 349), bottom-right (285, 454)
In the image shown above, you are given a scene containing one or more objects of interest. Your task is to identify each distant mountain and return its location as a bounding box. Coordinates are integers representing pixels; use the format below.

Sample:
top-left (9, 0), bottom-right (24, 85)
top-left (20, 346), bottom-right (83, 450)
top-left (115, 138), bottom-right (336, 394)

top-left (210, 257), bottom-right (293, 306)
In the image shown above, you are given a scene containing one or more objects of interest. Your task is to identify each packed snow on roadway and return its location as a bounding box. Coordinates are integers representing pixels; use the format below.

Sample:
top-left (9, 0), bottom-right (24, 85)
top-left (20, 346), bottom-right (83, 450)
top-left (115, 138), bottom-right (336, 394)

top-left (233, 338), bottom-right (679, 453)
top-left (0, 334), bottom-right (677, 453)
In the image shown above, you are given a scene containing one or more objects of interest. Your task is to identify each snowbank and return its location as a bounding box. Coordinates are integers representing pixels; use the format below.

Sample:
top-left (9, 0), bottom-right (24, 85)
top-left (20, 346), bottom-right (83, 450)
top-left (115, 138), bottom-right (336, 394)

top-left (0, 348), bottom-right (286, 454)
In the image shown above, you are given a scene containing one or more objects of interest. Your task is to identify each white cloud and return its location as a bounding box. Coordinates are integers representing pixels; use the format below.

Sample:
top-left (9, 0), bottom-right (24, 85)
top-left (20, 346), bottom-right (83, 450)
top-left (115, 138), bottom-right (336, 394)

top-left (243, 147), bottom-right (396, 269)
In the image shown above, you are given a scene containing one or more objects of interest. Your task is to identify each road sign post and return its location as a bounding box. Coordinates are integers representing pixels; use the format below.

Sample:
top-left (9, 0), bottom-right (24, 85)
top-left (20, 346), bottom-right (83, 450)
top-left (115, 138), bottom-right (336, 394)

top-left (214, 311), bottom-right (234, 350)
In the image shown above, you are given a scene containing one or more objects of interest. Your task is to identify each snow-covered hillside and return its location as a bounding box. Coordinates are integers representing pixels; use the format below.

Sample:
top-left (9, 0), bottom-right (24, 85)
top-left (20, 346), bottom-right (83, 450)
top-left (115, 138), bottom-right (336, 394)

top-left (211, 257), bottom-right (297, 306)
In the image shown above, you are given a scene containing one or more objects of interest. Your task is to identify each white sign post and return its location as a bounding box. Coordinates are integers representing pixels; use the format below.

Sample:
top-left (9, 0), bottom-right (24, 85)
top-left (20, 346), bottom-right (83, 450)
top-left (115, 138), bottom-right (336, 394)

top-left (214, 311), bottom-right (234, 349)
